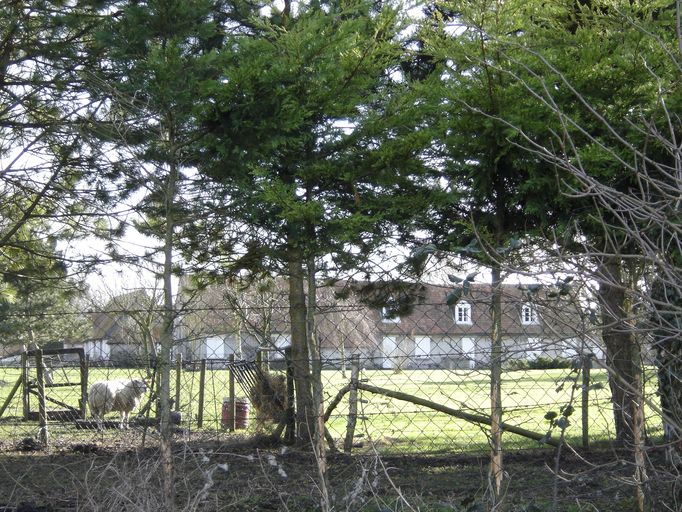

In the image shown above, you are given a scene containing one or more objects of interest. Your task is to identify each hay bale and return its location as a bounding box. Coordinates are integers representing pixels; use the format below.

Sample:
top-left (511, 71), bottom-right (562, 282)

top-left (249, 372), bottom-right (287, 425)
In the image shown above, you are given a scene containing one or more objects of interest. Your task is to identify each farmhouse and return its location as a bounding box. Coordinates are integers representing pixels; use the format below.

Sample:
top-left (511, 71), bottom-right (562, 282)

top-left (366, 282), bottom-right (601, 369)
top-left (173, 279), bottom-right (602, 369)
top-left (173, 278), bottom-right (377, 365)
top-left (0, 279), bottom-right (600, 369)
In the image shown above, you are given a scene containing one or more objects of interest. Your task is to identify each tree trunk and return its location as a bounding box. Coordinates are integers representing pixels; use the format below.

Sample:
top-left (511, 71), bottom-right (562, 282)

top-left (287, 233), bottom-right (314, 443)
top-left (597, 256), bottom-right (643, 445)
top-left (306, 255), bottom-right (329, 510)
top-left (488, 265), bottom-right (504, 505)
top-left (651, 278), bottom-right (682, 462)
top-left (158, 160), bottom-right (178, 512)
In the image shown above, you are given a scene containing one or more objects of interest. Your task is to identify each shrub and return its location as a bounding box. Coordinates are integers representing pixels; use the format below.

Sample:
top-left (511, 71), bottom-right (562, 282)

top-left (505, 357), bottom-right (573, 371)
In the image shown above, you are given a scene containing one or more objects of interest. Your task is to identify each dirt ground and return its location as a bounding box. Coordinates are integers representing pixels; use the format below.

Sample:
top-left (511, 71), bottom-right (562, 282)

top-left (0, 436), bottom-right (678, 511)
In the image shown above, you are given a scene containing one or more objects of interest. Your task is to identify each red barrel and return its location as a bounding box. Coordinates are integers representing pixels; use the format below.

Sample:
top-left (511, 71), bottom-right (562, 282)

top-left (221, 398), bottom-right (249, 429)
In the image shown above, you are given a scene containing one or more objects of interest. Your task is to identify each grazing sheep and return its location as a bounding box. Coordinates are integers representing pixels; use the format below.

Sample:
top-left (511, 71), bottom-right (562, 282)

top-left (88, 379), bottom-right (147, 429)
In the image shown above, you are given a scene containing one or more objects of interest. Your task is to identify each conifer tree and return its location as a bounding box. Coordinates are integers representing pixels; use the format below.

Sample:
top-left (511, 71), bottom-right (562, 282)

top-left (0, 1), bottom-right (99, 343)
top-left (83, 1), bottom-right (227, 507)
top-left (189, 0), bottom-right (435, 450)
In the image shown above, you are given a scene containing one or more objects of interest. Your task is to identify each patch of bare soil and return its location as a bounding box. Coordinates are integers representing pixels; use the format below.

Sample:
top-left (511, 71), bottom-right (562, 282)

top-left (0, 438), bottom-right (678, 511)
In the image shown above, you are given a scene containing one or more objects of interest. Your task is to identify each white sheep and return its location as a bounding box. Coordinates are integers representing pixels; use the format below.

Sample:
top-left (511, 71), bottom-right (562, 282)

top-left (88, 379), bottom-right (147, 429)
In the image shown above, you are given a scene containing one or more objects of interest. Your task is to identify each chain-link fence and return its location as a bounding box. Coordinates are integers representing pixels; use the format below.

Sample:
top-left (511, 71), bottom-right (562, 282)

top-left (0, 280), bottom-right (664, 454)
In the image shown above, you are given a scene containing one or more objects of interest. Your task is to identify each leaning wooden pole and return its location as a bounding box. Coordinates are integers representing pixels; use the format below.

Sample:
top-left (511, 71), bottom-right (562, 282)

top-left (324, 383), bottom-right (351, 422)
top-left (323, 381), bottom-right (559, 447)
top-left (0, 377), bottom-right (22, 419)
top-left (359, 382), bottom-right (559, 445)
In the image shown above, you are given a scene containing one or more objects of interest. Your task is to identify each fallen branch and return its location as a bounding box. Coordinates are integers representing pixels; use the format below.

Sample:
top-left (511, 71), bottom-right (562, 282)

top-left (323, 380), bottom-right (558, 447)
top-left (358, 382), bottom-right (558, 446)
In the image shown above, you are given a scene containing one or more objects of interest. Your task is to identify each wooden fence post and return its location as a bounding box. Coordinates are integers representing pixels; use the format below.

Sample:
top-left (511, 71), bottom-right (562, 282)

top-left (175, 353), bottom-right (182, 412)
top-left (80, 353), bottom-right (88, 420)
top-left (344, 354), bottom-right (360, 454)
top-left (21, 352), bottom-right (29, 421)
top-left (227, 353), bottom-right (236, 431)
top-left (284, 348), bottom-right (296, 443)
top-left (35, 349), bottom-right (48, 446)
top-left (197, 359), bottom-right (206, 428)
top-left (582, 353), bottom-right (591, 449)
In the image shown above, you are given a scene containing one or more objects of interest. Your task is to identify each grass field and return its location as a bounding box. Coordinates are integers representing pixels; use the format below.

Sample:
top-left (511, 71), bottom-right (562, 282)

top-left (0, 364), bottom-right (671, 511)
top-left (0, 363), bottom-right (663, 454)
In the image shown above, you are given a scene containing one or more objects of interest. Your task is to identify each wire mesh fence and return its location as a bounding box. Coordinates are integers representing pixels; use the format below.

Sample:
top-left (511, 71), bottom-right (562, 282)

top-left (0, 280), bottom-right (665, 455)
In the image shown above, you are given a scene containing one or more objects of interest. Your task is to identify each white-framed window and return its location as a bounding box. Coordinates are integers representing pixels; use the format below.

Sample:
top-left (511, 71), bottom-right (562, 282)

top-left (414, 336), bottom-right (431, 358)
top-left (521, 304), bottom-right (539, 325)
top-left (381, 307), bottom-right (401, 323)
top-left (454, 301), bottom-right (472, 325)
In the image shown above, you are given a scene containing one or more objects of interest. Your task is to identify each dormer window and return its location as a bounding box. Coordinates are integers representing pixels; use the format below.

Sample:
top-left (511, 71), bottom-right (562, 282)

top-left (381, 307), bottom-right (401, 323)
top-left (454, 301), bottom-right (472, 325)
top-left (521, 304), bottom-right (539, 325)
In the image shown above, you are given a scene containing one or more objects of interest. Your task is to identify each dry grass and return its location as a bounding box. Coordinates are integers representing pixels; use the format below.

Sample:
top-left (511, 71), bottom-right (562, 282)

top-left (249, 372), bottom-right (288, 427)
top-left (0, 438), bottom-right (678, 511)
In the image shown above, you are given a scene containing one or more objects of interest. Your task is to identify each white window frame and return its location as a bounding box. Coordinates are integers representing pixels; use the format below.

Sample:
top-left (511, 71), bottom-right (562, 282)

top-left (454, 301), bottom-right (472, 325)
top-left (521, 304), bottom-right (539, 325)
top-left (84, 339), bottom-right (110, 361)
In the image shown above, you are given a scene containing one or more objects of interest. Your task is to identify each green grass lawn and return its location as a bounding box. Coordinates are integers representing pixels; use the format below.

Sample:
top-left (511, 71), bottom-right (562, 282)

top-left (0, 364), bottom-right (663, 454)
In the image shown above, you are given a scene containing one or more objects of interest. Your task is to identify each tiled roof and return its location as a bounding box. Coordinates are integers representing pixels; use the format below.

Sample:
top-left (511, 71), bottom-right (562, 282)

top-left (178, 278), bottom-right (584, 349)
top-left (359, 282), bottom-right (580, 340)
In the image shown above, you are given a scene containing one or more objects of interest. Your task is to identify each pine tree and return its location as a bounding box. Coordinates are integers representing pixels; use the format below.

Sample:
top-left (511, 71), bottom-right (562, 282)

top-left (190, 0), bottom-right (435, 450)
top-left (0, 1), bottom-right (98, 344)
top-left (83, 2), bottom-right (228, 508)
